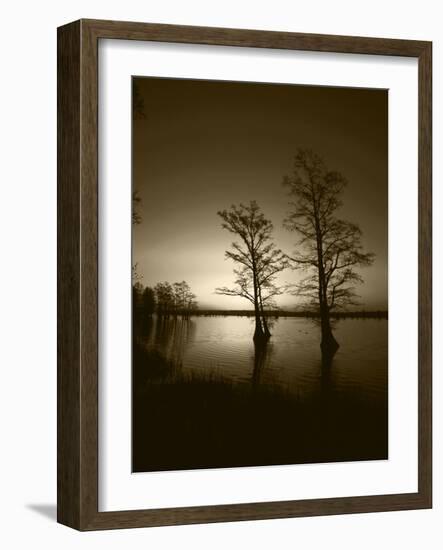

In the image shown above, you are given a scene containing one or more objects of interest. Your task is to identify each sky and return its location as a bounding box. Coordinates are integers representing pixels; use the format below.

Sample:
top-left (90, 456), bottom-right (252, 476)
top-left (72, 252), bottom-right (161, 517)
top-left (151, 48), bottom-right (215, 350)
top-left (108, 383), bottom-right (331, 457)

top-left (132, 77), bottom-right (388, 310)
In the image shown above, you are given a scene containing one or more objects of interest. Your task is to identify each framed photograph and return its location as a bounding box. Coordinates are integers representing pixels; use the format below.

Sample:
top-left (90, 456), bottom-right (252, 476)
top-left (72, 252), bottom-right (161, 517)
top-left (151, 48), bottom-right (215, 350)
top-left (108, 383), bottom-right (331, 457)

top-left (57, 19), bottom-right (432, 530)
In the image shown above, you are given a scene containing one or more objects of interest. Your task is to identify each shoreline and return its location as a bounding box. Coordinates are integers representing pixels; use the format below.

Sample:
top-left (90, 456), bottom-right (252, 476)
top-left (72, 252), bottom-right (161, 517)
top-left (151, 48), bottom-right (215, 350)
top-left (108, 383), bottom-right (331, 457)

top-left (180, 310), bottom-right (388, 320)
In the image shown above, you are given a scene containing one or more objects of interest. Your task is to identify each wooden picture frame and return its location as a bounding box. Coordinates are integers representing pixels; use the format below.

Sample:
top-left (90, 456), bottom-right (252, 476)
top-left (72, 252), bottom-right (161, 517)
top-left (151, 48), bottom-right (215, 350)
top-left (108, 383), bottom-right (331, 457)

top-left (57, 18), bottom-right (432, 530)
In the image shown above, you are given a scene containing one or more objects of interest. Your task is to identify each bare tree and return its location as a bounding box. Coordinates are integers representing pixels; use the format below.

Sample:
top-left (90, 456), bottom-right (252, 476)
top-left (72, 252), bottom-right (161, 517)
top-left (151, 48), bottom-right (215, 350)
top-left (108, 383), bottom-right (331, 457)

top-left (216, 201), bottom-right (288, 341)
top-left (283, 149), bottom-right (374, 355)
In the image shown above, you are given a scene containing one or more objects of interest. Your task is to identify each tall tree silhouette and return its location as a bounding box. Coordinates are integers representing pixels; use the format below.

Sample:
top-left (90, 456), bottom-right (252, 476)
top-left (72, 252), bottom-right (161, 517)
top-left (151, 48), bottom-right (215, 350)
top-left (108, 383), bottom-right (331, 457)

top-left (216, 201), bottom-right (288, 341)
top-left (283, 149), bottom-right (374, 355)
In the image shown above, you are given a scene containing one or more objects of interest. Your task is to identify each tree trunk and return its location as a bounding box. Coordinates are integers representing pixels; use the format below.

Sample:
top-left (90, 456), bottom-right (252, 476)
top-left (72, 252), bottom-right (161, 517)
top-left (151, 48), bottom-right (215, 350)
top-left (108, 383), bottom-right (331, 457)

top-left (258, 287), bottom-right (271, 339)
top-left (313, 211), bottom-right (338, 357)
top-left (253, 310), bottom-right (264, 341)
top-left (252, 260), bottom-right (265, 342)
top-left (252, 289), bottom-right (264, 341)
top-left (261, 316), bottom-right (271, 339)
top-left (319, 306), bottom-right (339, 356)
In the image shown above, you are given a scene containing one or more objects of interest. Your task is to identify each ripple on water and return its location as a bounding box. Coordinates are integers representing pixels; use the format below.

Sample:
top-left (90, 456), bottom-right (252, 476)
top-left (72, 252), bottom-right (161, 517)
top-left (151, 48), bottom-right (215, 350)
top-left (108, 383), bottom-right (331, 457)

top-left (144, 316), bottom-right (388, 404)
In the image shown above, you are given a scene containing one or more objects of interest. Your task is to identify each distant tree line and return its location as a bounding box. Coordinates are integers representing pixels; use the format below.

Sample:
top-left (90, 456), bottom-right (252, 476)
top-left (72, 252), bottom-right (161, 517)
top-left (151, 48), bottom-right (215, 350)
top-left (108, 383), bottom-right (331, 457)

top-left (133, 280), bottom-right (198, 321)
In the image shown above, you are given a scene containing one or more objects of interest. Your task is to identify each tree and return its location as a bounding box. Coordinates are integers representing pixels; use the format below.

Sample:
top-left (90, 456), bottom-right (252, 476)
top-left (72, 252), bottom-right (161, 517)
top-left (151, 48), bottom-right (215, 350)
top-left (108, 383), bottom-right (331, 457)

top-left (132, 266), bottom-right (143, 328)
top-left (154, 282), bottom-right (175, 316)
top-left (132, 281), bottom-right (144, 310)
top-left (142, 286), bottom-right (156, 316)
top-left (154, 280), bottom-right (198, 317)
top-left (216, 201), bottom-right (288, 341)
top-left (283, 149), bottom-right (374, 355)
top-left (132, 281), bottom-right (144, 337)
top-left (173, 281), bottom-right (198, 318)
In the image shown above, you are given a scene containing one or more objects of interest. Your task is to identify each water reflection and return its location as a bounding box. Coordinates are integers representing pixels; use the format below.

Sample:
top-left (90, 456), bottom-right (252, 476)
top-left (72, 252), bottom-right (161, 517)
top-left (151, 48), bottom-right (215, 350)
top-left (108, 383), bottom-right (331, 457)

top-left (144, 316), bottom-right (197, 364)
top-left (251, 341), bottom-right (273, 386)
top-left (140, 315), bottom-right (388, 405)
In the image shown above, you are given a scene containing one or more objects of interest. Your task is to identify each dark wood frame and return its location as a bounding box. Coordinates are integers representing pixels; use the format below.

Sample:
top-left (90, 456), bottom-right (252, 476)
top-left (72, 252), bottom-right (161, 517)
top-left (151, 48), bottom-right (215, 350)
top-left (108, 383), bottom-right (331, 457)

top-left (57, 18), bottom-right (432, 531)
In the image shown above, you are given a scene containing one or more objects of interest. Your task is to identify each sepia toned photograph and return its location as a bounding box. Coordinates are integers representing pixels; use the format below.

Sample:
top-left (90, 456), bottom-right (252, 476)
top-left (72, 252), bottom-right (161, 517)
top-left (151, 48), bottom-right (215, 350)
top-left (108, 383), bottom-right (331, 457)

top-left (131, 76), bottom-right (388, 473)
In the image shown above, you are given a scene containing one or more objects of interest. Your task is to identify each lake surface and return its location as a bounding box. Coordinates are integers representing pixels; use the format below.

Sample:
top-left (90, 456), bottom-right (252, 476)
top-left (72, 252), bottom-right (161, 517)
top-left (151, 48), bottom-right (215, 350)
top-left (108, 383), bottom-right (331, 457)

top-left (141, 315), bottom-right (388, 405)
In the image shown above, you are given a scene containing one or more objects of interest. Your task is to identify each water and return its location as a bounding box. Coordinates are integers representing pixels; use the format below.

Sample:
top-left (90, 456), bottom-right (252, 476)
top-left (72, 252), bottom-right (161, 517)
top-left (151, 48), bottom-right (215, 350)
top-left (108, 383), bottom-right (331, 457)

top-left (134, 315), bottom-right (388, 470)
top-left (141, 315), bottom-right (388, 406)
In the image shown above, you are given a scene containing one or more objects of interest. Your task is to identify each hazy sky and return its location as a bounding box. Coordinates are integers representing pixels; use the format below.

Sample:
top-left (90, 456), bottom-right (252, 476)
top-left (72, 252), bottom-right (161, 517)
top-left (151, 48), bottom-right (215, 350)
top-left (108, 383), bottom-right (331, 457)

top-left (133, 77), bottom-right (388, 310)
